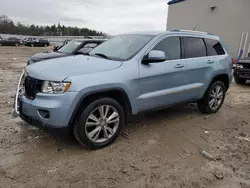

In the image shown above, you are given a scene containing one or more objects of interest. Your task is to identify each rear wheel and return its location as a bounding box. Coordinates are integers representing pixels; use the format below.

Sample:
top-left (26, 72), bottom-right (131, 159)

top-left (197, 81), bottom-right (226, 114)
top-left (73, 98), bottom-right (125, 149)
top-left (234, 76), bottom-right (246, 85)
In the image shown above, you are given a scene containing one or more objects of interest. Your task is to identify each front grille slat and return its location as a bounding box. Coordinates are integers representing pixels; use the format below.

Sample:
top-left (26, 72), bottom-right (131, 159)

top-left (24, 76), bottom-right (41, 100)
top-left (239, 63), bottom-right (250, 69)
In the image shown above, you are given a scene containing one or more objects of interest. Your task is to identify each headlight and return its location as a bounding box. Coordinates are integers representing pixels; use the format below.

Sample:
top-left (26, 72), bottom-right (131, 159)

top-left (236, 64), bottom-right (244, 69)
top-left (41, 81), bottom-right (71, 94)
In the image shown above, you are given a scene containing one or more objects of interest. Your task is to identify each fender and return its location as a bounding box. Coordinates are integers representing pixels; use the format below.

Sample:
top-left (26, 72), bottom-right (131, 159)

top-left (68, 87), bottom-right (133, 126)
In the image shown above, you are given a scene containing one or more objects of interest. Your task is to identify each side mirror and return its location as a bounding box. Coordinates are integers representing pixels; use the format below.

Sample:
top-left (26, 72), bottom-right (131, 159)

top-left (142, 50), bottom-right (166, 64)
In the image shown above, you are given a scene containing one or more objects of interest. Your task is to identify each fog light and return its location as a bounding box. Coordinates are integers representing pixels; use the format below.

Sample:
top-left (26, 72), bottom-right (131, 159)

top-left (38, 109), bottom-right (50, 119)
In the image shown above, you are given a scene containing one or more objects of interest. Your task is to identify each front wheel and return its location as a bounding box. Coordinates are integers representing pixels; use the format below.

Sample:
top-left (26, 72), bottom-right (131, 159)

top-left (73, 98), bottom-right (125, 149)
top-left (234, 76), bottom-right (246, 85)
top-left (197, 81), bottom-right (226, 114)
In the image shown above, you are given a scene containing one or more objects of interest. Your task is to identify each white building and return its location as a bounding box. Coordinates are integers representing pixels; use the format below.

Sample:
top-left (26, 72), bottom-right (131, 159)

top-left (167, 0), bottom-right (250, 58)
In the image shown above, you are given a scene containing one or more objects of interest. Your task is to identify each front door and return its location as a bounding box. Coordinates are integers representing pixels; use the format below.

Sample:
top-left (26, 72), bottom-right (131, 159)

top-left (138, 36), bottom-right (188, 112)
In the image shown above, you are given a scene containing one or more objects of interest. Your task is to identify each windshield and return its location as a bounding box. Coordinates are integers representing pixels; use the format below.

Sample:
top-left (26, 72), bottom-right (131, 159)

top-left (58, 40), bottom-right (82, 54)
top-left (89, 34), bottom-right (153, 61)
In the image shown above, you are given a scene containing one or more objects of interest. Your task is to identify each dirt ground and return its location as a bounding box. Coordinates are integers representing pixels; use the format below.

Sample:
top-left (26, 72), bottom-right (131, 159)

top-left (0, 47), bottom-right (249, 188)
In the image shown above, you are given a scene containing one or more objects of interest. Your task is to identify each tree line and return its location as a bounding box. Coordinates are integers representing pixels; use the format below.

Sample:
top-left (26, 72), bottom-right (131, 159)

top-left (0, 15), bottom-right (106, 37)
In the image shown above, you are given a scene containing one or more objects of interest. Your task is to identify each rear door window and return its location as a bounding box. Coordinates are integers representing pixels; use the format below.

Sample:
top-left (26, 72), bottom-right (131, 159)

top-left (183, 37), bottom-right (206, 58)
top-left (204, 38), bottom-right (225, 56)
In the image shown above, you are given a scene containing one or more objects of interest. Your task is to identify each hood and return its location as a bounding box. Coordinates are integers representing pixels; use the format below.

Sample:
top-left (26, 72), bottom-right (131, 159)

top-left (30, 51), bottom-right (68, 62)
top-left (26, 55), bottom-right (122, 81)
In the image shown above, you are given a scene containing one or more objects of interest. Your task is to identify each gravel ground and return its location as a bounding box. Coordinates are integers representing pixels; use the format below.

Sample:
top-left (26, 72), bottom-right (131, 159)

top-left (0, 47), bottom-right (249, 188)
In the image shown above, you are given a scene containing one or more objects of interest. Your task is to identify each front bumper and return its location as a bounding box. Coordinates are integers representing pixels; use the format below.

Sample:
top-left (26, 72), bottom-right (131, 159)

top-left (18, 92), bottom-right (78, 128)
top-left (13, 72), bottom-right (78, 128)
top-left (234, 68), bottom-right (250, 79)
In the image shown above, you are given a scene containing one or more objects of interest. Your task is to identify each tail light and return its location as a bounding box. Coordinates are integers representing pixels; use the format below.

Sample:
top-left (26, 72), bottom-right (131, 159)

top-left (232, 57), bottom-right (236, 69)
top-left (232, 57), bottom-right (236, 65)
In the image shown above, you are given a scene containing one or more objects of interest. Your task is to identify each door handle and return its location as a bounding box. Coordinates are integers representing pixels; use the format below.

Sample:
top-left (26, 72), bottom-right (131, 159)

top-left (175, 64), bottom-right (185, 68)
top-left (207, 60), bottom-right (214, 64)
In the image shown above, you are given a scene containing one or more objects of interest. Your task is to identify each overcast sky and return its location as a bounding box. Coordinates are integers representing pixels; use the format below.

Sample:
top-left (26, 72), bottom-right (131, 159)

top-left (0, 0), bottom-right (168, 35)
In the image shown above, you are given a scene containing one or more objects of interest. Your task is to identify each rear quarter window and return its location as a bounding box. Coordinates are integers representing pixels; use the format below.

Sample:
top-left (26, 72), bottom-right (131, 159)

top-left (204, 38), bottom-right (225, 56)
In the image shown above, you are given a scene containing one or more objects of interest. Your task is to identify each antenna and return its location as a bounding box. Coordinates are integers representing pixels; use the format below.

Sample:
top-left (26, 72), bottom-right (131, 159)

top-left (193, 27), bottom-right (196, 31)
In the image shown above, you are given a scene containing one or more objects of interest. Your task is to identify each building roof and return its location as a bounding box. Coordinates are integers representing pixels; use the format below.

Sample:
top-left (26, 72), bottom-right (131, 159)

top-left (168, 0), bottom-right (185, 5)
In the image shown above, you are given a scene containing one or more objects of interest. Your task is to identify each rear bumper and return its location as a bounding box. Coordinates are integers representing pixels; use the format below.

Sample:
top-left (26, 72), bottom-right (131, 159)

top-left (234, 68), bottom-right (250, 79)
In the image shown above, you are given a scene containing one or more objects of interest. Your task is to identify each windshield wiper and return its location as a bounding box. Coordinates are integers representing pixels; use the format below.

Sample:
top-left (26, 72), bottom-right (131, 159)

top-left (93, 53), bottom-right (110, 59)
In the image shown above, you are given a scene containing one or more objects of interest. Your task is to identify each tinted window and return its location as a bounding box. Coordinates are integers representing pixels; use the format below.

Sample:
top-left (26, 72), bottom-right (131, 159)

top-left (205, 38), bottom-right (225, 56)
top-left (152, 37), bottom-right (181, 60)
top-left (183, 37), bottom-right (206, 58)
top-left (39, 38), bottom-right (48, 42)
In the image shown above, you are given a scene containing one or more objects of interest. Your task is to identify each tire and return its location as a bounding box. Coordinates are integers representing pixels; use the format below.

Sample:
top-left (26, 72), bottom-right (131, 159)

top-left (234, 76), bottom-right (246, 85)
top-left (15, 43), bottom-right (19, 47)
top-left (0, 43), bottom-right (2, 46)
top-left (197, 81), bottom-right (226, 114)
top-left (73, 98), bottom-right (125, 149)
top-left (31, 44), bottom-right (34, 47)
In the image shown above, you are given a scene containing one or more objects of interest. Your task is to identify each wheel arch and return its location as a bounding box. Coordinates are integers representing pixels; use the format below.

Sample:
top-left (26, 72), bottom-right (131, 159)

top-left (208, 74), bottom-right (230, 91)
top-left (69, 88), bottom-right (133, 127)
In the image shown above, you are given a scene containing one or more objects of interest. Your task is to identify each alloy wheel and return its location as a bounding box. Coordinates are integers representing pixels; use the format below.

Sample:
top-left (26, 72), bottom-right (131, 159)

top-left (209, 85), bottom-right (224, 110)
top-left (85, 105), bottom-right (120, 143)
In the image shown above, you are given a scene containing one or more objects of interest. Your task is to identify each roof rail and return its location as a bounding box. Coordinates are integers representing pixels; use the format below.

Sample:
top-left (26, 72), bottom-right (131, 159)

top-left (170, 29), bottom-right (212, 35)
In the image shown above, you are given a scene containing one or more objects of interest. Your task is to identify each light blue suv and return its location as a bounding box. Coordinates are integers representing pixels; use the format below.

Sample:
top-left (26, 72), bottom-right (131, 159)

top-left (13, 30), bottom-right (233, 149)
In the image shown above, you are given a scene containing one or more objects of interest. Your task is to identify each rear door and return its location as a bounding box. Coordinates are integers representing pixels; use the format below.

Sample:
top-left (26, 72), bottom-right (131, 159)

top-left (138, 36), bottom-right (189, 111)
top-left (183, 36), bottom-right (219, 99)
